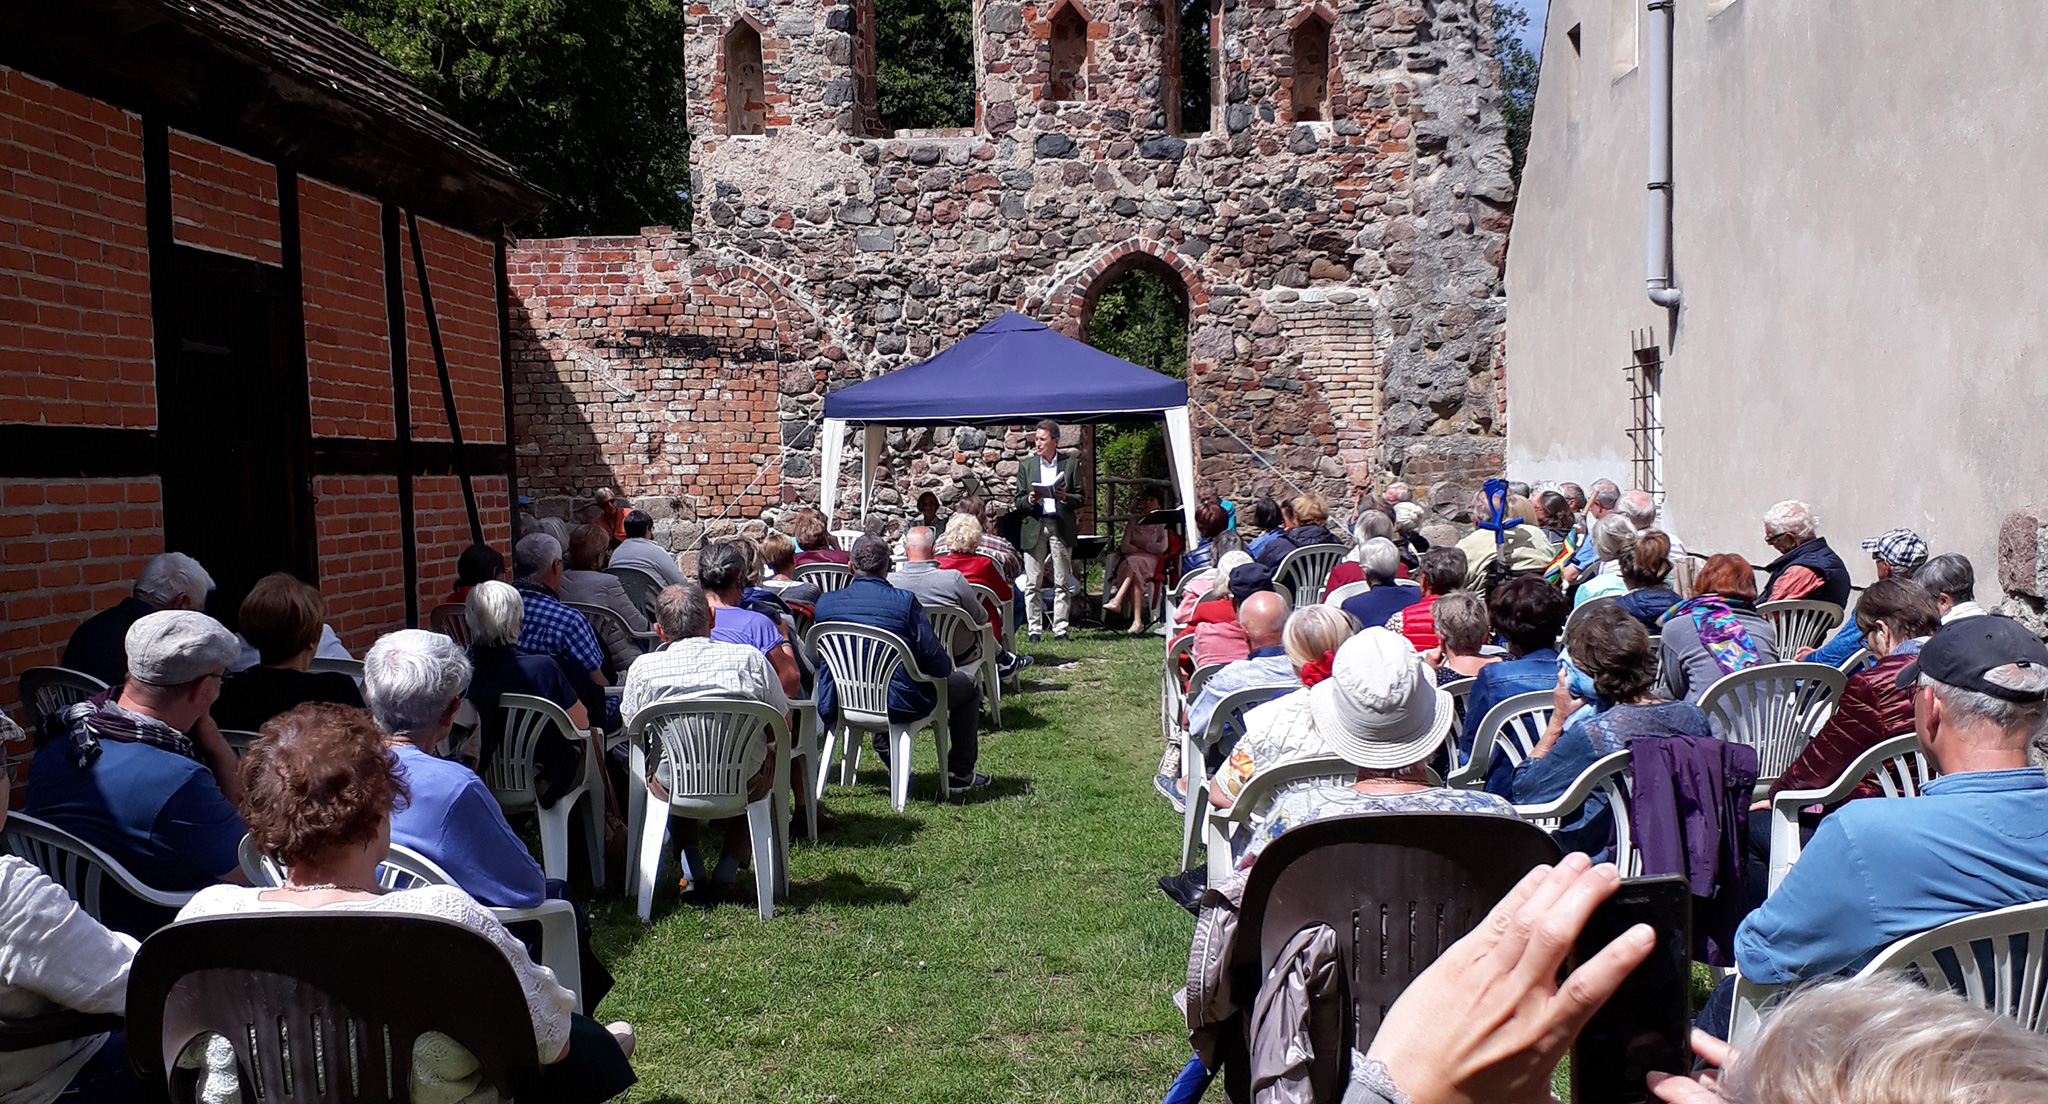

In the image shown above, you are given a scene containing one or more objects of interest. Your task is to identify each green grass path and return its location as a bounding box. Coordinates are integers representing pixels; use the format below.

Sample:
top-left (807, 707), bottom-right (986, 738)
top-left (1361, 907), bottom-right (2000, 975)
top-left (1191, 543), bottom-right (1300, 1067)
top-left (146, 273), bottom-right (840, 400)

top-left (590, 632), bottom-right (1193, 1103)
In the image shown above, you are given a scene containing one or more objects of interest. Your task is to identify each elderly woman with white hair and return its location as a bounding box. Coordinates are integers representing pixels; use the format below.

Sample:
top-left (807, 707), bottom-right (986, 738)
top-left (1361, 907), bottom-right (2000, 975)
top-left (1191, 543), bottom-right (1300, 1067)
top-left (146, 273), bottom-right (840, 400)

top-left (1759, 499), bottom-right (1853, 606)
top-left (1572, 513), bottom-right (1638, 608)
top-left (462, 580), bottom-right (589, 803)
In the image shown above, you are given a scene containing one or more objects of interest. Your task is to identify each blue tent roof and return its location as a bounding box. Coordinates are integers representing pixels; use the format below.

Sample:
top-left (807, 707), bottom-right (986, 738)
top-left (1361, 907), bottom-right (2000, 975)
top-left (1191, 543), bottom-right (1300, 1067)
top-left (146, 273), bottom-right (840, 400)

top-left (821, 312), bottom-right (1188, 425)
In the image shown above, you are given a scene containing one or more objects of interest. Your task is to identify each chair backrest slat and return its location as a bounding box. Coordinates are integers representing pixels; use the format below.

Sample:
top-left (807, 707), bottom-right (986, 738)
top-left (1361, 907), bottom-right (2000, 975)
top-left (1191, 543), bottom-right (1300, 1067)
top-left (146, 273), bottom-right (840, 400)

top-left (485, 694), bottom-right (581, 814)
top-left (630, 699), bottom-right (787, 814)
top-left (1447, 690), bottom-right (1555, 787)
top-left (1854, 900), bottom-right (2048, 1033)
top-left (795, 563), bottom-right (853, 594)
top-left (427, 603), bottom-right (472, 648)
top-left (1322, 580), bottom-right (1372, 608)
top-left (2, 812), bottom-right (190, 928)
top-left (806, 623), bottom-right (915, 723)
top-left (17, 666), bottom-right (108, 745)
top-left (607, 567), bottom-right (664, 620)
top-left (1274, 544), bottom-right (1349, 609)
top-left (1756, 600), bottom-right (1847, 655)
top-left (1698, 662), bottom-right (1847, 785)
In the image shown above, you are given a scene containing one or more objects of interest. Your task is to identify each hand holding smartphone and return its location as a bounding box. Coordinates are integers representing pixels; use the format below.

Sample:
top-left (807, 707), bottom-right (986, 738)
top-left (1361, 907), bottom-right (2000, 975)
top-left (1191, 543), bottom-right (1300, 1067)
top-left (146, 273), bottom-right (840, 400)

top-left (1571, 874), bottom-right (1693, 1104)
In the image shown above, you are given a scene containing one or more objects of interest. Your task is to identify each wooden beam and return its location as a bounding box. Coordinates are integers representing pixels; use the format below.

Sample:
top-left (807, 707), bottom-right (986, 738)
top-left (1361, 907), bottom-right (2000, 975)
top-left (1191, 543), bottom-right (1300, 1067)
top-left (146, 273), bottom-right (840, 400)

top-left (384, 205), bottom-right (420, 628)
top-left (0, 425), bottom-right (159, 479)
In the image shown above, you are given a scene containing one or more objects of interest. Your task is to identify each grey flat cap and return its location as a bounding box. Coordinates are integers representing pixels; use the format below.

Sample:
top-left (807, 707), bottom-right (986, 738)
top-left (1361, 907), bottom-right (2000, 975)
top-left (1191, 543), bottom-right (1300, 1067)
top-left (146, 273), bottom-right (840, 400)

top-left (125, 610), bottom-right (240, 686)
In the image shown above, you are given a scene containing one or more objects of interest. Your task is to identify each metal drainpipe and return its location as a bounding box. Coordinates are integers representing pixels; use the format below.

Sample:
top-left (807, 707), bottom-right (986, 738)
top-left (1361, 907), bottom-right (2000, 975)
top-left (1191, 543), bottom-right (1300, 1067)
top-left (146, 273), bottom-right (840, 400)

top-left (1645, 0), bottom-right (1682, 308)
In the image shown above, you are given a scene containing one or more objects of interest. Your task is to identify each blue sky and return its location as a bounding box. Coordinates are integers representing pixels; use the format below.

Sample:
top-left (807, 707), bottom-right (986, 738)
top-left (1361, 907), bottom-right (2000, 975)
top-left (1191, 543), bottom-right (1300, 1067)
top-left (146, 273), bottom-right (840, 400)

top-left (1506, 0), bottom-right (1547, 55)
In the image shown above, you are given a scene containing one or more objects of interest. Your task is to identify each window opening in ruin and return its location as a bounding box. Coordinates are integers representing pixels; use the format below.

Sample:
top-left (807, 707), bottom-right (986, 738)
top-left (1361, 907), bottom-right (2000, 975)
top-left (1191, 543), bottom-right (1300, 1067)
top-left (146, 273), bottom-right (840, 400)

top-left (1565, 23), bottom-right (1583, 126)
top-left (1082, 260), bottom-right (1191, 540)
top-left (1626, 329), bottom-right (1664, 505)
top-left (1290, 15), bottom-right (1331, 122)
top-left (1049, 3), bottom-right (1090, 101)
top-left (725, 21), bottom-right (767, 135)
top-left (1164, 0), bottom-right (1213, 135)
top-left (876, 0), bottom-right (976, 132)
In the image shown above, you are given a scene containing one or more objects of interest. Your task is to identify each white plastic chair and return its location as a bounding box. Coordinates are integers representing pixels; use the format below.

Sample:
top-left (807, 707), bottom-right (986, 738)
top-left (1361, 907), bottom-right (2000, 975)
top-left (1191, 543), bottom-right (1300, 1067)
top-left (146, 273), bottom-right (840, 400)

top-left (1513, 749), bottom-right (1640, 874)
top-left (1181, 683), bottom-right (1295, 871)
top-left (485, 694), bottom-right (606, 887)
top-left (606, 566), bottom-right (665, 621)
top-left (806, 622), bottom-right (952, 812)
top-left (1445, 689), bottom-right (1555, 790)
top-left (625, 698), bottom-right (791, 921)
top-left (795, 563), bottom-right (853, 594)
top-left (923, 602), bottom-right (1001, 729)
top-left (3, 812), bottom-right (192, 930)
top-left (218, 729), bottom-right (260, 757)
top-left (567, 601), bottom-right (660, 654)
top-left (1273, 543), bottom-right (1349, 609)
top-left (308, 657), bottom-right (365, 685)
top-left (968, 582), bottom-right (1019, 687)
top-left (17, 666), bottom-right (108, 742)
top-left (1835, 646), bottom-right (1874, 676)
top-left (236, 835), bottom-right (587, 1011)
top-left (1697, 662), bottom-right (1847, 794)
top-left (1756, 599), bottom-right (1846, 656)
top-left (1161, 633), bottom-right (1197, 751)
top-left (1323, 580), bottom-right (1373, 607)
top-left (1732, 899), bottom-right (2048, 1049)
top-left (773, 615), bottom-right (822, 837)
top-left (1765, 732), bottom-right (1934, 895)
top-left (1440, 676), bottom-right (1476, 739)
top-left (427, 602), bottom-right (473, 648)
top-left (1203, 755), bottom-right (1358, 884)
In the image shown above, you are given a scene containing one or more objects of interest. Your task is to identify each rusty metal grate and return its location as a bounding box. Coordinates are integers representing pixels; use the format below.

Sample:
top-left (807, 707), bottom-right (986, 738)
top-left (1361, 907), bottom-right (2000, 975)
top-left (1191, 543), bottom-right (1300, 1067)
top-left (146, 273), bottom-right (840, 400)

top-left (1626, 328), bottom-right (1663, 505)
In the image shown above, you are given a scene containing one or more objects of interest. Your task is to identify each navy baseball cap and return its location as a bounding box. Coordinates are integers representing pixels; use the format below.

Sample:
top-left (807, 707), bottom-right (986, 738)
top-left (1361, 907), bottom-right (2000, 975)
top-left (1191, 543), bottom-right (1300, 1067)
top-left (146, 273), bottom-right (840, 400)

top-left (1228, 563), bottom-right (1277, 602)
top-left (1896, 615), bottom-right (2048, 702)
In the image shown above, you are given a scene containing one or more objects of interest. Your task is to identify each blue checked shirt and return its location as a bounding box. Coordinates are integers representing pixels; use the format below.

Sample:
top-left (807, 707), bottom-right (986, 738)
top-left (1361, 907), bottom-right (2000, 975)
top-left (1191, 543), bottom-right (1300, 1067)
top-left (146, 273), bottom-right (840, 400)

top-left (515, 582), bottom-right (606, 675)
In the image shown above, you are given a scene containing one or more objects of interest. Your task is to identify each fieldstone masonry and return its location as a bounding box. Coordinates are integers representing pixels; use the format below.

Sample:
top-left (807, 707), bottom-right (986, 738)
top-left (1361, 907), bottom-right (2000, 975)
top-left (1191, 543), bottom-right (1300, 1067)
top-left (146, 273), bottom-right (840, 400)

top-left (507, 0), bottom-right (1515, 548)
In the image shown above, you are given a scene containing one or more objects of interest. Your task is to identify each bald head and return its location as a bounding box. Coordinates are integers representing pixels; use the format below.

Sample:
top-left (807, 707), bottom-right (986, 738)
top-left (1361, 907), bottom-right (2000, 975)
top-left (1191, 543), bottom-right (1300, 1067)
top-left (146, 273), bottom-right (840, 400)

top-left (1239, 590), bottom-right (1290, 650)
top-left (904, 526), bottom-right (937, 561)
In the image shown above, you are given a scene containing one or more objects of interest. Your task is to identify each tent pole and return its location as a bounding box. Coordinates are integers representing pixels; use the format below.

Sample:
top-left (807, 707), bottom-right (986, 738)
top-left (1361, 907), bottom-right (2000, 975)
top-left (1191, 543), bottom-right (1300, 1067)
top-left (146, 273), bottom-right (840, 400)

top-left (1164, 407), bottom-right (1199, 540)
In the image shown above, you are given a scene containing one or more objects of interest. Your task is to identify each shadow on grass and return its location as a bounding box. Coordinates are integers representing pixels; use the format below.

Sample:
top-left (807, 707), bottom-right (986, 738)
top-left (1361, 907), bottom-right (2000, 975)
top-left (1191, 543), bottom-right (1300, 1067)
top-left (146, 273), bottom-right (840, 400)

top-left (814, 806), bottom-right (924, 848)
top-left (949, 774), bottom-right (1032, 805)
top-left (784, 871), bottom-right (916, 910)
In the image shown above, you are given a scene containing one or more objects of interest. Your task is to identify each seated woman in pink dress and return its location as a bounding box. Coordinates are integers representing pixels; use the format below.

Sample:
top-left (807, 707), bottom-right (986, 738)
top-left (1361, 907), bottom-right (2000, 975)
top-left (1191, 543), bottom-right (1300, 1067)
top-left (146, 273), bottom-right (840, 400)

top-left (1103, 490), bottom-right (1171, 633)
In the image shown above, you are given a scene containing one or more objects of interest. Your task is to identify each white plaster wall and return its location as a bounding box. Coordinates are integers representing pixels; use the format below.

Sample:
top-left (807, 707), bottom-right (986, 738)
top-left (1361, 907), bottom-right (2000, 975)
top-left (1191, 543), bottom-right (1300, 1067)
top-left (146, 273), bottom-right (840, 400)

top-left (1506, 0), bottom-right (2048, 595)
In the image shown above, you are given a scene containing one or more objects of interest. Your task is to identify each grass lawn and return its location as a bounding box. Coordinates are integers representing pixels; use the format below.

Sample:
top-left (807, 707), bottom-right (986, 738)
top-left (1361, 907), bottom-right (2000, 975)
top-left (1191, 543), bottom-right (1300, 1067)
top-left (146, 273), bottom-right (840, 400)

top-left (589, 630), bottom-right (1195, 1104)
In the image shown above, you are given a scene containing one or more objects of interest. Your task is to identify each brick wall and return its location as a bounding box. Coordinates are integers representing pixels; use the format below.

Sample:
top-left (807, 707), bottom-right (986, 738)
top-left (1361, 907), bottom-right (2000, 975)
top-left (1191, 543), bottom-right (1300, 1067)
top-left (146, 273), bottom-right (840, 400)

top-left (0, 67), bottom-right (154, 429)
top-left (0, 478), bottom-right (165, 714)
top-left (167, 129), bottom-right (281, 265)
top-left (313, 475), bottom-right (405, 653)
top-left (414, 474), bottom-right (512, 618)
top-left (300, 176), bottom-right (395, 438)
top-left (401, 217), bottom-right (504, 445)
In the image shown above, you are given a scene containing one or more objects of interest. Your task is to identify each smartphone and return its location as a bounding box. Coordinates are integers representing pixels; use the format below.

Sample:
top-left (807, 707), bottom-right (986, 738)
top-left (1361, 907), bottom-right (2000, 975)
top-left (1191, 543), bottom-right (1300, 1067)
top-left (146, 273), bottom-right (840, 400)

top-left (1570, 874), bottom-right (1692, 1104)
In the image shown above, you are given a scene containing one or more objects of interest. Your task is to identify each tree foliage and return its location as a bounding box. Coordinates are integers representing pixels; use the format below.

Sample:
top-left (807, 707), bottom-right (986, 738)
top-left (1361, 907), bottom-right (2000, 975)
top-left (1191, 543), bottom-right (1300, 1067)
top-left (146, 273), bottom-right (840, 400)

top-left (1177, 0), bottom-right (1212, 135)
top-left (875, 0), bottom-right (975, 131)
top-left (322, 0), bottom-right (693, 236)
top-left (1087, 267), bottom-right (1188, 484)
top-left (1493, 1), bottom-right (1540, 185)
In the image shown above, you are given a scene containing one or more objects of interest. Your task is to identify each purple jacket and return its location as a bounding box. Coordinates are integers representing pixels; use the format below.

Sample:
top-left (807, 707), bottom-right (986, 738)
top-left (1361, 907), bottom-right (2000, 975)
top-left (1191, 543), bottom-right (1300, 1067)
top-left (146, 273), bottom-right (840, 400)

top-left (1627, 735), bottom-right (1759, 967)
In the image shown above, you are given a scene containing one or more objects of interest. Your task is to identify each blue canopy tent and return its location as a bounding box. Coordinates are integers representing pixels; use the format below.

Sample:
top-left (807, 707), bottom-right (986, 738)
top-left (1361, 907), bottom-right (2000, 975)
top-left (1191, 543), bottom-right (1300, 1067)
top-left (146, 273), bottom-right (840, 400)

top-left (817, 312), bottom-right (1199, 538)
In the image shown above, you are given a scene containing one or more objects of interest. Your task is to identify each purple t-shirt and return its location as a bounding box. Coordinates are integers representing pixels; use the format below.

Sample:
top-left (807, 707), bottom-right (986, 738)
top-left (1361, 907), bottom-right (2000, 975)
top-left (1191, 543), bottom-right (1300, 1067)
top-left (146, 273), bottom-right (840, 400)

top-left (712, 605), bottom-right (786, 656)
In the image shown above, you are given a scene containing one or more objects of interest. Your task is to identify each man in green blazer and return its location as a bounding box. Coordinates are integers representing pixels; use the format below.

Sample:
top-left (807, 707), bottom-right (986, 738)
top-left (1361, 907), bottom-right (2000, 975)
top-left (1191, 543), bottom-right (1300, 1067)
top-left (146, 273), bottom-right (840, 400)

top-left (1015, 419), bottom-right (1081, 640)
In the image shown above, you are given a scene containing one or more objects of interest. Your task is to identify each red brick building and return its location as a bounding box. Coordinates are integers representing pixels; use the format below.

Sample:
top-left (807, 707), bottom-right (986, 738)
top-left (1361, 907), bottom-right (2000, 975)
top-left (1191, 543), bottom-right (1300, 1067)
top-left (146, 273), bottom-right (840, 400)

top-left (0, 0), bottom-right (542, 726)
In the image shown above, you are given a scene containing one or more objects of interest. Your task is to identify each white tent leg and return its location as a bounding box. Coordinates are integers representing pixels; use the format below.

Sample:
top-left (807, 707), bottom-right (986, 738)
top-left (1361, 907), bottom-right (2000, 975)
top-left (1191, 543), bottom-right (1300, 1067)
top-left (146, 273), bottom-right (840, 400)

top-left (819, 418), bottom-right (847, 528)
top-left (860, 424), bottom-right (885, 529)
top-left (1164, 406), bottom-right (1199, 540)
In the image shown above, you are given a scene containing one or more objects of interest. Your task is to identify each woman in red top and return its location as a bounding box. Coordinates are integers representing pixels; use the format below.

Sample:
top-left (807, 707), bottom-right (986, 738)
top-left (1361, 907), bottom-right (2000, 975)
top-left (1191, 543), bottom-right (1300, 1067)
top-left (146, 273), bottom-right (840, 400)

top-left (936, 513), bottom-right (1013, 636)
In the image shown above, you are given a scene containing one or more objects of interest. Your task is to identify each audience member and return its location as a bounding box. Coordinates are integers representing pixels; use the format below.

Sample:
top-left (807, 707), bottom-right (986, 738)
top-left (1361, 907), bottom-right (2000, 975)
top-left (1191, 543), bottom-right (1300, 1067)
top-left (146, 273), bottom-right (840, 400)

top-left (463, 580), bottom-right (589, 799)
top-left (623, 582), bottom-right (793, 899)
top-left (60, 552), bottom-right (214, 685)
top-left (1658, 554), bottom-right (1781, 703)
top-left (534, 515), bottom-right (574, 553)
top-left (1176, 557), bottom-right (1265, 669)
top-left (27, 611), bottom-right (247, 925)
top-left (1745, 579), bottom-right (1940, 903)
top-left (447, 542), bottom-right (507, 604)
top-left (609, 509), bottom-right (687, 586)
top-left (1195, 478), bottom-right (1236, 531)
top-left (560, 523), bottom-right (653, 635)
top-left (211, 573), bottom-right (364, 731)
top-left (365, 630), bottom-right (544, 912)
top-left (1563, 478), bottom-right (1622, 583)
top-left (1494, 605), bottom-right (1713, 857)
top-left (1702, 615), bottom-right (2048, 1036)
top-left (1017, 419), bottom-right (1081, 642)
top-left (1457, 490), bottom-right (1559, 589)
top-left (913, 490), bottom-right (942, 533)
top-left (1617, 489), bottom-right (1685, 556)
top-left (1323, 512), bottom-right (1393, 597)
top-left (1759, 500), bottom-right (1852, 605)
top-left (589, 487), bottom-right (630, 544)
top-left (1339, 539), bottom-right (1421, 631)
top-left (186, 704), bottom-right (636, 1098)
top-left (813, 539), bottom-right (988, 791)
top-left (759, 532), bottom-right (822, 606)
top-left (1460, 576), bottom-right (1571, 758)
top-left (935, 495), bottom-right (1023, 582)
top-left (1180, 503), bottom-right (1231, 576)
top-left (1104, 490), bottom-right (1171, 632)
top-left (1421, 591), bottom-right (1499, 680)
top-left (1572, 514), bottom-right (1638, 607)
top-left (0, 771), bottom-right (145, 1102)
top-left (891, 526), bottom-right (990, 660)
top-left (1506, 480), bottom-right (1532, 501)
top-left (1232, 630), bottom-right (1509, 869)
top-left (935, 514), bottom-right (1012, 636)
top-left (1391, 547), bottom-right (1470, 650)
top-left (1179, 591), bottom-right (1296, 763)
top-left (1799, 527), bottom-right (1928, 664)
top-left (511, 533), bottom-right (612, 727)
top-left (790, 508), bottom-right (851, 568)
top-left (1915, 552), bottom-right (1986, 623)
top-left (1205, 604), bottom-right (1358, 810)
top-left (1536, 490), bottom-right (1577, 549)
top-left (1558, 481), bottom-right (1587, 515)
top-left (1253, 493), bottom-right (1339, 570)
top-left (1616, 530), bottom-right (1681, 629)
top-left (1244, 495), bottom-right (1286, 561)
top-left (696, 540), bottom-right (803, 702)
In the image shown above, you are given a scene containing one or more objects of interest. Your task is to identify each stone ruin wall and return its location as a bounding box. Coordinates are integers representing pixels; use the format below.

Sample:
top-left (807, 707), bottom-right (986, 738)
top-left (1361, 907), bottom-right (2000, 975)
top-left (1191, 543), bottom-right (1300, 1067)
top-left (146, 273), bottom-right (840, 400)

top-left (506, 0), bottom-right (1517, 552)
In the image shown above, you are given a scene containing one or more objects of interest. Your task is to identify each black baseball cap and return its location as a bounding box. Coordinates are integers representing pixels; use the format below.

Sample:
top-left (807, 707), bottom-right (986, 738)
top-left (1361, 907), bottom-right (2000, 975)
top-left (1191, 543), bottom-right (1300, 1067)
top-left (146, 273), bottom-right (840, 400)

top-left (1896, 615), bottom-right (2048, 702)
top-left (1229, 562), bottom-right (1277, 602)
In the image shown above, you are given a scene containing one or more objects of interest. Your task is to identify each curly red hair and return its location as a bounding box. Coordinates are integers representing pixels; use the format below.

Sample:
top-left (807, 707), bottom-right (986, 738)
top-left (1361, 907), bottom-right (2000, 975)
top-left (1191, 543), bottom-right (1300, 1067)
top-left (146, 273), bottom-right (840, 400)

top-left (240, 704), bottom-right (408, 870)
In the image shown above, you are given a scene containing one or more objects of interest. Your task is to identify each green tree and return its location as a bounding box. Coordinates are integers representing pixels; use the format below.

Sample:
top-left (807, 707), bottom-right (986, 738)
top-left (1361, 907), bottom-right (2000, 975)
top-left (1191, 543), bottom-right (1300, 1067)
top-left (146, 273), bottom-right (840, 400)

top-left (1493, 1), bottom-right (1540, 184)
top-left (875, 0), bottom-right (975, 131)
top-left (1087, 268), bottom-right (1187, 486)
top-left (323, 0), bottom-right (692, 236)
top-left (1177, 0), bottom-right (1212, 134)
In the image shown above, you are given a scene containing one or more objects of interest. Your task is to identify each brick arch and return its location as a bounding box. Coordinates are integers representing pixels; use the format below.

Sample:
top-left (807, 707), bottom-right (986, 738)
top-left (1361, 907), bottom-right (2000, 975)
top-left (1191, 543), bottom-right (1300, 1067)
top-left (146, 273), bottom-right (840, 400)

top-left (1040, 240), bottom-right (1208, 340)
